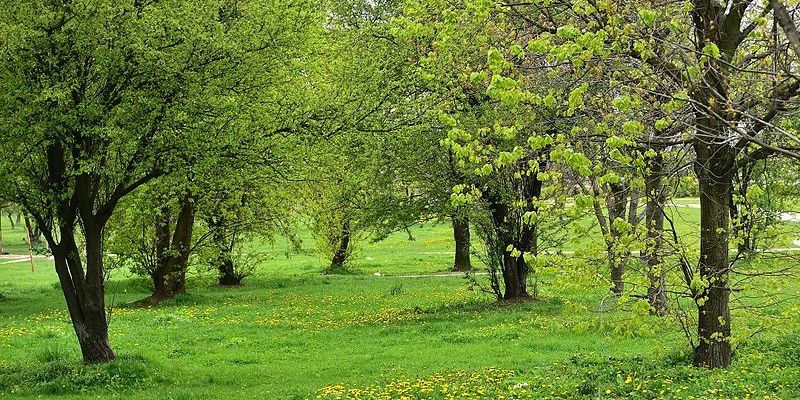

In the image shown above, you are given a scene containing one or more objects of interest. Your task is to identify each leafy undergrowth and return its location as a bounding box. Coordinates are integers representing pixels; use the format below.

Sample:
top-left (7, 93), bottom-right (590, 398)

top-left (0, 349), bottom-right (164, 396)
top-left (314, 345), bottom-right (800, 399)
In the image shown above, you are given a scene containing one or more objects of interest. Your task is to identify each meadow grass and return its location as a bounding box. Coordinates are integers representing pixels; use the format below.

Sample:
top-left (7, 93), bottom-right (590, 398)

top-left (0, 202), bottom-right (799, 399)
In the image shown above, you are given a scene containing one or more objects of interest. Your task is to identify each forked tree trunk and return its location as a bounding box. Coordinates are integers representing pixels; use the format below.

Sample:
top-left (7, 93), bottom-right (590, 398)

top-left (501, 254), bottom-right (530, 300)
top-left (644, 152), bottom-right (668, 315)
top-left (486, 161), bottom-right (544, 300)
top-left (50, 221), bottom-right (115, 364)
top-left (150, 197), bottom-right (195, 301)
top-left (451, 214), bottom-right (472, 272)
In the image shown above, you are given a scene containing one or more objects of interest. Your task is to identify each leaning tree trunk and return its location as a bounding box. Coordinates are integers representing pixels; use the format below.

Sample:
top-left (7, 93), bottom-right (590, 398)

top-left (644, 152), bottom-right (668, 315)
top-left (5, 211), bottom-right (14, 230)
top-left (50, 221), bottom-right (115, 364)
top-left (451, 214), bottom-right (472, 272)
top-left (23, 213), bottom-right (42, 245)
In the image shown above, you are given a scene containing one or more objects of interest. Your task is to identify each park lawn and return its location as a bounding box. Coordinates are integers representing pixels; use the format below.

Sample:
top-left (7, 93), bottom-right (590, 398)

top-left (0, 204), bottom-right (799, 399)
top-left (0, 225), bottom-right (35, 257)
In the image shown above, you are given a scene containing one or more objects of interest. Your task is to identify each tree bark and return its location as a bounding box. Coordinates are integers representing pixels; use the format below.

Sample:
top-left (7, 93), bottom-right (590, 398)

top-left (78, 222), bottom-right (116, 363)
top-left (23, 213), bottom-right (42, 245)
top-left (451, 214), bottom-right (472, 272)
top-left (48, 213), bottom-right (115, 364)
top-left (692, 121), bottom-right (735, 369)
top-left (644, 152), bottom-right (668, 315)
top-left (688, 0), bottom-right (739, 368)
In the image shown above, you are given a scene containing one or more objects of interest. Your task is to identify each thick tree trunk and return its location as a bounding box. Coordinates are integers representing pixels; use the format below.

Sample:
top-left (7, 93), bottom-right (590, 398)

top-left (694, 165), bottom-right (733, 368)
top-left (81, 223), bottom-right (115, 363)
top-left (218, 258), bottom-right (239, 286)
top-left (501, 254), bottom-right (530, 300)
top-left (53, 255), bottom-right (115, 364)
top-left (50, 221), bottom-right (115, 364)
top-left (693, 129), bottom-right (735, 369)
top-left (688, 0), bottom-right (743, 369)
top-left (152, 205), bottom-right (172, 298)
top-left (328, 220), bottom-right (351, 272)
top-left (170, 198), bottom-right (194, 293)
top-left (451, 215), bottom-right (472, 272)
top-left (644, 152), bottom-right (668, 315)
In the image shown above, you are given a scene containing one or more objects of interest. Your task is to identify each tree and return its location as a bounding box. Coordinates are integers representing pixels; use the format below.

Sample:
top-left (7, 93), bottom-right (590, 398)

top-left (0, 0), bottom-right (319, 363)
top-left (495, 0), bottom-right (800, 368)
top-left (108, 181), bottom-right (196, 303)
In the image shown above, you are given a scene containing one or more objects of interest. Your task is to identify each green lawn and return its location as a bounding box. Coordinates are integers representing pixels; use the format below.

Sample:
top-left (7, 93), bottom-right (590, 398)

top-left (1, 202), bottom-right (799, 399)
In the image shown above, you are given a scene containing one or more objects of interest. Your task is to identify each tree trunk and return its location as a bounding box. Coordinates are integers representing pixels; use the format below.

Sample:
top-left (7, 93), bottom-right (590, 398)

top-left (6, 211), bottom-right (14, 230)
top-left (485, 166), bottom-right (544, 300)
top-left (606, 183), bottom-right (629, 297)
top-left (152, 205), bottom-right (173, 298)
top-left (501, 254), bottom-right (529, 299)
top-left (732, 161), bottom-right (755, 253)
top-left (644, 152), bottom-right (668, 315)
top-left (150, 196), bottom-right (194, 301)
top-left (170, 198), bottom-right (194, 293)
top-left (51, 222), bottom-right (115, 364)
top-left (451, 214), bottom-right (472, 272)
top-left (211, 221), bottom-right (240, 286)
top-left (328, 220), bottom-right (351, 272)
top-left (23, 213), bottom-right (42, 245)
top-left (608, 244), bottom-right (625, 296)
top-left (218, 258), bottom-right (239, 286)
top-left (693, 133), bottom-right (735, 369)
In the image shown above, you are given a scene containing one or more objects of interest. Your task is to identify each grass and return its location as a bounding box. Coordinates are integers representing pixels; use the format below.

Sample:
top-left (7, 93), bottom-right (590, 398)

top-left (0, 201), bottom-right (799, 399)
